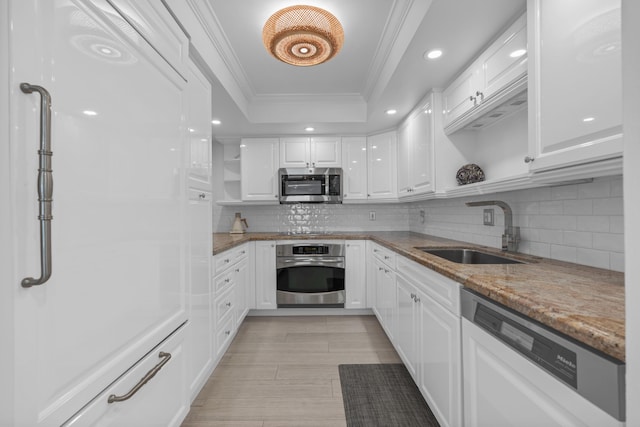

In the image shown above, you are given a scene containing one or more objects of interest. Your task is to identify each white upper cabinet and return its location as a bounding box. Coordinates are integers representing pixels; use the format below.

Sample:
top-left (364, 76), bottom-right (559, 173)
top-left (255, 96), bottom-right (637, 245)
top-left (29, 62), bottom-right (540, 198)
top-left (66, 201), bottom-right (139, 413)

top-left (527, 0), bottom-right (622, 174)
top-left (280, 137), bottom-right (341, 168)
top-left (367, 131), bottom-right (398, 200)
top-left (241, 138), bottom-right (280, 203)
top-left (341, 137), bottom-right (368, 201)
top-left (398, 95), bottom-right (435, 199)
top-left (443, 13), bottom-right (527, 134)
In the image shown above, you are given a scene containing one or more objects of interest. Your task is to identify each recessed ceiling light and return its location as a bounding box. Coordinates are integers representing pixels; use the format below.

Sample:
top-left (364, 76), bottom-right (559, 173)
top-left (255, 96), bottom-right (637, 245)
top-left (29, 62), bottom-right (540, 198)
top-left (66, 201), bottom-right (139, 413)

top-left (305, 127), bottom-right (315, 132)
top-left (424, 49), bottom-right (443, 60)
top-left (509, 49), bottom-right (527, 58)
top-left (82, 110), bottom-right (97, 116)
top-left (211, 119), bottom-right (221, 125)
top-left (583, 117), bottom-right (595, 122)
top-left (385, 109), bottom-right (397, 115)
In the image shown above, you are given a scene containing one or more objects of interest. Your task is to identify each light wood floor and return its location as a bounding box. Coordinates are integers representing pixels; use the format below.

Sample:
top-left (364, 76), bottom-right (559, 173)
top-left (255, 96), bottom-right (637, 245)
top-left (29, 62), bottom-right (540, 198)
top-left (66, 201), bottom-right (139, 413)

top-left (181, 315), bottom-right (401, 427)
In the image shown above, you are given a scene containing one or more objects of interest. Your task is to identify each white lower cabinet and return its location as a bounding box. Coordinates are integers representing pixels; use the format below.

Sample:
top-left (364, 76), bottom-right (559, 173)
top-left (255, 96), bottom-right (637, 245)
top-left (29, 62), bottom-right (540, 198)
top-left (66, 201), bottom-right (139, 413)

top-left (394, 256), bottom-right (462, 427)
top-left (462, 318), bottom-right (622, 427)
top-left (255, 241), bottom-right (277, 309)
top-left (64, 326), bottom-right (188, 427)
top-left (345, 240), bottom-right (367, 309)
top-left (371, 244), bottom-right (397, 340)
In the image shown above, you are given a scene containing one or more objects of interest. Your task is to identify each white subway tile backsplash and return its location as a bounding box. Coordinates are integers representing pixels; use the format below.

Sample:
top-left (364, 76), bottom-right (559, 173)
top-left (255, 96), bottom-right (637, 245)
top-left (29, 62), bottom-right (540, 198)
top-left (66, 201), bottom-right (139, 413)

top-left (214, 177), bottom-right (623, 272)
top-left (593, 198), bottom-right (624, 215)
top-left (563, 199), bottom-right (593, 215)
top-left (593, 233), bottom-right (624, 252)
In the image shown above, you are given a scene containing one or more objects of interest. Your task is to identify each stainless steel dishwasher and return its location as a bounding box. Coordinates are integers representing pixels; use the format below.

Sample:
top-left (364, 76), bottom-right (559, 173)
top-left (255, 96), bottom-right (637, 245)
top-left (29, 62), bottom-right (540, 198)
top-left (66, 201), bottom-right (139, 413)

top-left (461, 289), bottom-right (625, 427)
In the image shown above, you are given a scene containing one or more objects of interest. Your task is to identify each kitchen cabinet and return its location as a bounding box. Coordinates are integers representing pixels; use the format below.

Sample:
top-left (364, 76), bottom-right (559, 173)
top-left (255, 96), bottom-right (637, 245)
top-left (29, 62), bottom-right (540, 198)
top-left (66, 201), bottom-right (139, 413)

top-left (462, 318), bottom-right (622, 427)
top-left (398, 94), bottom-right (435, 199)
top-left (240, 138), bottom-right (280, 203)
top-left (396, 276), bottom-right (420, 378)
top-left (185, 189), bottom-right (213, 402)
top-left (526, 0), bottom-right (622, 174)
top-left (341, 137), bottom-right (369, 202)
top-left (3, 1), bottom-right (188, 425)
top-left (395, 256), bottom-right (462, 427)
top-left (280, 136), bottom-right (342, 168)
top-left (212, 242), bottom-right (250, 359)
top-left (443, 13), bottom-right (527, 134)
top-left (371, 243), bottom-right (397, 339)
top-left (367, 131), bottom-right (398, 200)
top-left (186, 61), bottom-right (212, 189)
top-left (254, 241), bottom-right (277, 309)
top-left (345, 240), bottom-right (367, 309)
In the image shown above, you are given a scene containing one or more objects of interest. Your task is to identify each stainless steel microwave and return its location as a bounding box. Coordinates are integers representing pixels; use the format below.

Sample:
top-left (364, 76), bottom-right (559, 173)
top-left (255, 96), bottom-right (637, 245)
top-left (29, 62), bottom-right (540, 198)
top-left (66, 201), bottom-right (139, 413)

top-left (279, 168), bottom-right (342, 203)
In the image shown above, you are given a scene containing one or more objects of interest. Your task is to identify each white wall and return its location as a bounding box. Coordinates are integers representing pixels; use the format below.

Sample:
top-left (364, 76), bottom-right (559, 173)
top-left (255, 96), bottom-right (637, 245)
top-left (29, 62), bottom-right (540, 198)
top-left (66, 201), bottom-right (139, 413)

top-left (622, 0), bottom-right (639, 424)
top-left (409, 176), bottom-right (624, 272)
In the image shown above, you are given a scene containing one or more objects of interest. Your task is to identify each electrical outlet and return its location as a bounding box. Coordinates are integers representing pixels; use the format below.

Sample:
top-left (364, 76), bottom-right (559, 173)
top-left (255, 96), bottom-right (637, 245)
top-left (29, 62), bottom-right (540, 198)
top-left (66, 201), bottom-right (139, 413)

top-left (419, 210), bottom-right (425, 224)
top-left (483, 209), bottom-right (494, 226)
top-left (369, 211), bottom-right (376, 221)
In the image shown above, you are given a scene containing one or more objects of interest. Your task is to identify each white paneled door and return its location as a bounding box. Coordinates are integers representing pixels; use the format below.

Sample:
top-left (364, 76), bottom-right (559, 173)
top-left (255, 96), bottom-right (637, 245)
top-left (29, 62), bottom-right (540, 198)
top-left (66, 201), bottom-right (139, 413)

top-left (5, 1), bottom-right (187, 425)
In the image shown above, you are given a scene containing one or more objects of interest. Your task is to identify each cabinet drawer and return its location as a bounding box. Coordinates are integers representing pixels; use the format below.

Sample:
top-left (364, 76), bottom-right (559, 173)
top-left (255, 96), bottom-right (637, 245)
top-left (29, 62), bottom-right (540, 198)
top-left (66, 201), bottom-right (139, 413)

top-left (216, 314), bottom-right (235, 357)
top-left (215, 286), bottom-right (236, 323)
top-left (64, 325), bottom-right (187, 427)
top-left (397, 256), bottom-right (461, 316)
top-left (214, 269), bottom-right (234, 294)
top-left (372, 243), bottom-right (397, 269)
top-left (214, 244), bottom-right (248, 274)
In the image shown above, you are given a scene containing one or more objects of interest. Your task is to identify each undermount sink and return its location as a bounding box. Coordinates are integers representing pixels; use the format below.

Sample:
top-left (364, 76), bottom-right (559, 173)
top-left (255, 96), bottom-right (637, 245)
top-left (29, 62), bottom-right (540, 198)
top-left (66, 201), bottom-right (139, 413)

top-left (416, 248), bottom-right (524, 265)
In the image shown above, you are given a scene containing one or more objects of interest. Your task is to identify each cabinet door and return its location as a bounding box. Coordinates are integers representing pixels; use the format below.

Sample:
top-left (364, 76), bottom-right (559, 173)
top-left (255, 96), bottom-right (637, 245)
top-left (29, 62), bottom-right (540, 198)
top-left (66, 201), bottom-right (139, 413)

top-left (345, 241), bottom-right (367, 309)
top-left (410, 100), bottom-right (434, 195)
top-left (395, 276), bottom-right (418, 378)
top-left (418, 291), bottom-right (462, 427)
top-left (397, 121), bottom-right (412, 197)
top-left (280, 137), bottom-right (309, 168)
top-left (254, 241), bottom-right (277, 309)
top-left (9, 2), bottom-right (187, 425)
top-left (374, 257), bottom-right (396, 340)
top-left (341, 137), bottom-right (368, 201)
top-left (234, 257), bottom-right (250, 322)
top-left (186, 189), bottom-right (213, 401)
top-left (527, 0), bottom-right (622, 172)
top-left (479, 13), bottom-right (527, 102)
top-left (241, 138), bottom-right (279, 202)
top-left (462, 319), bottom-right (621, 427)
top-left (186, 61), bottom-right (212, 189)
top-left (367, 131), bottom-right (398, 200)
top-left (311, 137), bottom-right (342, 167)
top-left (442, 65), bottom-right (480, 127)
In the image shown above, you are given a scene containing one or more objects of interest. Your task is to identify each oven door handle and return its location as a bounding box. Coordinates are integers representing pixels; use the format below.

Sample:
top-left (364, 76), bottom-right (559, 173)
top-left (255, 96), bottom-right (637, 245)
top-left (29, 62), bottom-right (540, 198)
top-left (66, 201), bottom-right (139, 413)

top-left (276, 257), bottom-right (345, 269)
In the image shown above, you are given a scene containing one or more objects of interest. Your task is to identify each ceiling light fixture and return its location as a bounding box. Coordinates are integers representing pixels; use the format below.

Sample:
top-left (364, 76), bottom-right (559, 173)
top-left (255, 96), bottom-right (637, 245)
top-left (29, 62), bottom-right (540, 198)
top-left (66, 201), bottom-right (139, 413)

top-left (262, 5), bottom-right (344, 67)
top-left (305, 127), bottom-right (315, 132)
top-left (385, 109), bottom-right (397, 115)
top-left (211, 119), bottom-right (221, 125)
top-left (424, 49), bottom-right (443, 60)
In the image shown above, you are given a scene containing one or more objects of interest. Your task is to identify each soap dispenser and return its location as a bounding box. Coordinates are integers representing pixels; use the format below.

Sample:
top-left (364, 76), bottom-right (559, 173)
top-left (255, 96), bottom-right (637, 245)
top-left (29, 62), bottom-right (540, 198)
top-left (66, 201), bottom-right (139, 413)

top-left (230, 212), bottom-right (248, 234)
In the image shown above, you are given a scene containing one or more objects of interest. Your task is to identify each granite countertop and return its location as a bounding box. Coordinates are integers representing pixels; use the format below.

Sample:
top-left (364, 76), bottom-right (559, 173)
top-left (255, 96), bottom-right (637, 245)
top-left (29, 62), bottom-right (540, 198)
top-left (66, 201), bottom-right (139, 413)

top-left (212, 231), bottom-right (625, 362)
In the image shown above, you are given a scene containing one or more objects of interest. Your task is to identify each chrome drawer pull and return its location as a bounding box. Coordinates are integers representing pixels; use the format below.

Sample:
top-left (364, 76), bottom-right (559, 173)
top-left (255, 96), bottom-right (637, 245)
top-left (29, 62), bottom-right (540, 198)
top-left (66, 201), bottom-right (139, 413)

top-left (108, 351), bottom-right (172, 404)
top-left (20, 83), bottom-right (53, 288)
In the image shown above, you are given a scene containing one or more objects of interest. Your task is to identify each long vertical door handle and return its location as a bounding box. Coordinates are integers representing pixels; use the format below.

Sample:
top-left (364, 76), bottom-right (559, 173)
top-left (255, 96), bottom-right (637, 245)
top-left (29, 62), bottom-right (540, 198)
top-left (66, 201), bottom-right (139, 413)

top-left (20, 83), bottom-right (53, 288)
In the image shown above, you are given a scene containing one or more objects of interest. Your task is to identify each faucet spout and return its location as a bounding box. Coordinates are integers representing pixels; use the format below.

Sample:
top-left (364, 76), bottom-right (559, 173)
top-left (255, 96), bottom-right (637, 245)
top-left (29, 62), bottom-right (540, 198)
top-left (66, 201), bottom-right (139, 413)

top-left (465, 200), bottom-right (520, 252)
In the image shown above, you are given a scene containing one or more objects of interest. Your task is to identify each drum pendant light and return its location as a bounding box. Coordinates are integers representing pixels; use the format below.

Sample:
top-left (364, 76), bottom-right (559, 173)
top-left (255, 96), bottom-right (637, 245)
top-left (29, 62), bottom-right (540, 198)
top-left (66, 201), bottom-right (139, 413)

top-left (262, 5), bottom-right (344, 66)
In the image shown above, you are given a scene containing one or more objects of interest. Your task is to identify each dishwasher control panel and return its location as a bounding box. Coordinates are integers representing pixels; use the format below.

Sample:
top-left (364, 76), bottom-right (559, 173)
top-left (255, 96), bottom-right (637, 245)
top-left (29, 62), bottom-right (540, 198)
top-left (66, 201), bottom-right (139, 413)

top-left (474, 303), bottom-right (577, 388)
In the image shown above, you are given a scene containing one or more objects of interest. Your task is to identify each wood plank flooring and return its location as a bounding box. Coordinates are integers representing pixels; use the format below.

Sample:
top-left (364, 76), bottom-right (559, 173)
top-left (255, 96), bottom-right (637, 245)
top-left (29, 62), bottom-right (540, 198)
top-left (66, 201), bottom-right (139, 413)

top-left (181, 315), bottom-right (401, 426)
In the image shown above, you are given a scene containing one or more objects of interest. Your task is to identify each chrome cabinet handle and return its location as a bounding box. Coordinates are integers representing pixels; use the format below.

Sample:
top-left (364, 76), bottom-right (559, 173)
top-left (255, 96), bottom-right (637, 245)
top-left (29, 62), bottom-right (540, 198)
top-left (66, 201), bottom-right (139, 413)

top-left (20, 83), bottom-right (53, 288)
top-left (476, 91), bottom-right (484, 101)
top-left (198, 193), bottom-right (206, 199)
top-left (108, 352), bottom-right (171, 403)
top-left (226, 301), bottom-right (232, 307)
top-left (524, 155), bottom-right (535, 163)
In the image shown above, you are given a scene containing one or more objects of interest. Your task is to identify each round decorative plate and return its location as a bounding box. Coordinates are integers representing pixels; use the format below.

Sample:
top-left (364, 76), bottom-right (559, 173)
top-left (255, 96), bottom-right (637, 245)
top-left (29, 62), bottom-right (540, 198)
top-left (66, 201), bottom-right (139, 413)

top-left (456, 164), bottom-right (485, 185)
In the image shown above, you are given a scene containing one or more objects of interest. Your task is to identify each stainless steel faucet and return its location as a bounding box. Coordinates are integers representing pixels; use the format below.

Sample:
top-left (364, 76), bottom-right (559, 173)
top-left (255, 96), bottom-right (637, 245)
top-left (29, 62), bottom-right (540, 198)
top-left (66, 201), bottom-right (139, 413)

top-left (465, 200), bottom-right (520, 252)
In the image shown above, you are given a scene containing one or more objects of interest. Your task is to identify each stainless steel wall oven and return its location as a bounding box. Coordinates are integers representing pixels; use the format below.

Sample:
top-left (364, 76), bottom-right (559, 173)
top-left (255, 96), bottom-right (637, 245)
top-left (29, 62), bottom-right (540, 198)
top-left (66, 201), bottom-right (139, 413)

top-left (276, 243), bottom-right (345, 307)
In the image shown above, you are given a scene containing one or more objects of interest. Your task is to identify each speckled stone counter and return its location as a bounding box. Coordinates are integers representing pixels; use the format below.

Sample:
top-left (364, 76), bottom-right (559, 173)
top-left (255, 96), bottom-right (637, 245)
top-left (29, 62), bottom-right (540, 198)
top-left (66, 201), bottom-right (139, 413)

top-left (213, 231), bottom-right (625, 361)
